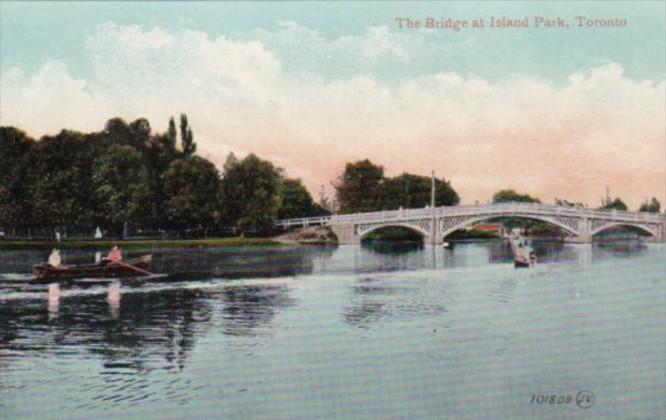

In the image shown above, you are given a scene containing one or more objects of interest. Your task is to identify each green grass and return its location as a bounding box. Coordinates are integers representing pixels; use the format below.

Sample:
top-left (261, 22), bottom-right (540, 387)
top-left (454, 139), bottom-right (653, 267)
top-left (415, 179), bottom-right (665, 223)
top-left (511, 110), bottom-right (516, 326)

top-left (0, 237), bottom-right (282, 250)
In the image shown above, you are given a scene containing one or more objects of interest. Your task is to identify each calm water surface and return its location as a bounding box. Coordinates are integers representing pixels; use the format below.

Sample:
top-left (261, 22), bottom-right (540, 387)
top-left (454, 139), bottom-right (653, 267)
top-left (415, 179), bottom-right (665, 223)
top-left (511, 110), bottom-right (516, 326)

top-left (1, 241), bottom-right (664, 419)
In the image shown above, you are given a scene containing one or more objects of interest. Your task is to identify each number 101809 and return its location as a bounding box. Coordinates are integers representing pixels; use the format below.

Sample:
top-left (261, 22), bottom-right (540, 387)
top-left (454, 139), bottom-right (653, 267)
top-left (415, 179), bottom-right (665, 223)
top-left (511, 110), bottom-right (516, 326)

top-left (530, 394), bottom-right (573, 405)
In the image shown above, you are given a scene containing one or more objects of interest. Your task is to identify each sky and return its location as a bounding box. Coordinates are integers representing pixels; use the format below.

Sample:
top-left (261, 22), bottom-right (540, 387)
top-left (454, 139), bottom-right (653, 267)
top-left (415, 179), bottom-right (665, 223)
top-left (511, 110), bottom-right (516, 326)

top-left (1, 1), bottom-right (665, 208)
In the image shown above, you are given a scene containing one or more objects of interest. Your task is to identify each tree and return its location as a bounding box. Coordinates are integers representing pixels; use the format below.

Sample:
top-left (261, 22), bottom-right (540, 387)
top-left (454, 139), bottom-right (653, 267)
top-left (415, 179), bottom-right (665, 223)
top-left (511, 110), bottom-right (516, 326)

top-left (162, 156), bottom-right (222, 231)
top-left (554, 198), bottom-right (586, 207)
top-left (383, 173), bottom-right (459, 209)
top-left (277, 178), bottom-right (331, 219)
top-left (31, 130), bottom-right (98, 233)
top-left (167, 117), bottom-right (177, 146)
top-left (92, 144), bottom-right (150, 234)
top-left (639, 197), bottom-right (660, 213)
top-left (128, 118), bottom-right (152, 150)
top-left (221, 153), bottom-right (282, 234)
top-left (0, 127), bottom-right (35, 233)
top-left (599, 197), bottom-right (628, 211)
top-left (334, 159), bottom-right (385, 213)
top-left (492, 189), bottom-right (541, 204)
top-left (104, 117), bottom-right (131, 146)
top-left (179, 113), bottom-right (196, 157)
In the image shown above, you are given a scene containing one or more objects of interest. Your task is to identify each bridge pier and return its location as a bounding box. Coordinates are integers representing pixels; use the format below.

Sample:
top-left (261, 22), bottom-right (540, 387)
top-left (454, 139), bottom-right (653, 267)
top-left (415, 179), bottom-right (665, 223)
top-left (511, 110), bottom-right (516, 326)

top-left (329, 224), bottom-right (360, 245)
top-left (426, 233), bottom-right (445, 245)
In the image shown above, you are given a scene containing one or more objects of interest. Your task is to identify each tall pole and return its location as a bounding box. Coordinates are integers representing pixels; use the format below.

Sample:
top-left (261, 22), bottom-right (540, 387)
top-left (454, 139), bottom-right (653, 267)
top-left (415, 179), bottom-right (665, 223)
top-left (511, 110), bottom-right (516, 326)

top-left (431, 170), bottom-right (436, 244)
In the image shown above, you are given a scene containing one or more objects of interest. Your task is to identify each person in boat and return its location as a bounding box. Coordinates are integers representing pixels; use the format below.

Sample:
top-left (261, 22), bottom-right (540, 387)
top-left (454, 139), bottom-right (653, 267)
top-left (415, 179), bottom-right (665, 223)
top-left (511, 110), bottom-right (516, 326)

top-left (105, 245), bottom-right (123, 262)
top-left (48, 249), bottom-right (62, 267)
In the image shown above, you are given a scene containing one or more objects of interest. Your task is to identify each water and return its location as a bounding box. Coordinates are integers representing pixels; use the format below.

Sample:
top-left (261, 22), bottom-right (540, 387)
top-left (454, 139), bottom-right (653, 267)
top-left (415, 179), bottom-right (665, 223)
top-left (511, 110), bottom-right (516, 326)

top-left (1, 241), bottom-right (664, 419)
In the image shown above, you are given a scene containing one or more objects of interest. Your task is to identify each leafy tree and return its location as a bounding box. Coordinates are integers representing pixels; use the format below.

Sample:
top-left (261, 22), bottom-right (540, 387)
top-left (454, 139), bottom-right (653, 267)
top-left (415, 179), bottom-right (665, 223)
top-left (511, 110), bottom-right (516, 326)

top-left (639, 197), bottom-right (660, 213)
top-left (599, 197), bottom-right (628, 211)
top-left (162, 156), bottom-right (222, 231)
top-left (492, 189), bottom-right (541, 204)
top-left (554, 198), bottom-right (586, 207)
top-left (179, 113), bottom-right (196, 157)
top-left (92, 144), bottom-right (150, 234)
top-left (221, 153), bottom-right (282, 234)
top-left (146, 116), bottom-right (179, 170)
top-left (31, 130), bottom-right (98, 233)
top-left (128, 118), bottom-right (152, 150)
top-left (277, 178), bottom-right (331, 219)
top-left (383, 173), bottom-right (459, 209)
top-left (104, 117), bottom-right (131, 146)
top-left (334, 159), bottom-right (385, 213)
top-left (167, 117), bottom-right (178, 148)
top-left (223, 152), bottom-right (239, 173)
top-left (0, 127), bottom-right (35, 233)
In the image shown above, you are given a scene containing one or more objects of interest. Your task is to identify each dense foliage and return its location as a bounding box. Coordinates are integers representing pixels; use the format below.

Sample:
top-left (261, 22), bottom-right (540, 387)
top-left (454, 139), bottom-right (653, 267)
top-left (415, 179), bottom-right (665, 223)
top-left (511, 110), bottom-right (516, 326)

top-left (639, 197), bottom-right (660, 213)
top-left (0, 117), bottom-right (324, 237)
top-left (333, 159), bottom-right (459, 214)
top-left (599, 197), bottom-right (628, 211)
top-left (492, 189), bottom-right (541, 204)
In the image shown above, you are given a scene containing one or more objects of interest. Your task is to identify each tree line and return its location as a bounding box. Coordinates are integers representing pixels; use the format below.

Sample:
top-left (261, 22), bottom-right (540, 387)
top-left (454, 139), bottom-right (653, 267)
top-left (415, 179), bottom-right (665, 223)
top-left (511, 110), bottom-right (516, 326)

top-left (2, 116), bottom-right (659, 239)
top-left (333, 159), bottom-right (460, 213)
top-left (0, 116), bottom-right (326, 238)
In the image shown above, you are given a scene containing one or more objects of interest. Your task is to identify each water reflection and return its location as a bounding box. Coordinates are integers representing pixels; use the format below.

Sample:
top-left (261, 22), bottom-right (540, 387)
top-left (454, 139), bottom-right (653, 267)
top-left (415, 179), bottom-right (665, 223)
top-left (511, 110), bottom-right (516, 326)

top-left (0, 241), bottom-right (661, 417)
top-left (219, 284), bottom-right (295, 337)
top-left (344, 274), bottom-right (454, 329)
top-left (355, 242), bottom-right (426, 272)
top-left (48, 283), bottom-right (60, 319)
top-left (107, 281), bottom-right (121, 318)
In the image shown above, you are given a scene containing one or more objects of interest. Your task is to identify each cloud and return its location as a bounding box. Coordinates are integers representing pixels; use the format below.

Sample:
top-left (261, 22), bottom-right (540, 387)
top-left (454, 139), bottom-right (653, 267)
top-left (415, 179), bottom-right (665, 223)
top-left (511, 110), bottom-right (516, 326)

top-left (1, 61), bottom-right (112, 133)
top-left (1, 23), bottom-right (664, 208)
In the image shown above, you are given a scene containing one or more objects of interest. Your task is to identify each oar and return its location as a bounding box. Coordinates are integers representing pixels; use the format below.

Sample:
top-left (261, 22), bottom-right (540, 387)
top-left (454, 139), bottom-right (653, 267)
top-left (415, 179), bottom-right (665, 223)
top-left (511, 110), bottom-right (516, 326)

top-left (107, 259), bottom-right (155, 276)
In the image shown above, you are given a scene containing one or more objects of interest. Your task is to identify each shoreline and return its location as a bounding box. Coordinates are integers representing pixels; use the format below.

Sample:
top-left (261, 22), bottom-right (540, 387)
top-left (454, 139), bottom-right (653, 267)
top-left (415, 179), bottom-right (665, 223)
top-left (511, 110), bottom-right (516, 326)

top-left (0, 237), bottom-right (283, 250)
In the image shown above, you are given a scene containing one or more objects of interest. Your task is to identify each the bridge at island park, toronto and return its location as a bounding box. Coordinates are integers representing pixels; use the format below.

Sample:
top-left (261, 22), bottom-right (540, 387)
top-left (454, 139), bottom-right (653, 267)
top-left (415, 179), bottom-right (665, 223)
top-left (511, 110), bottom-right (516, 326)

top-left (276, 202), bottom-right (666, 244)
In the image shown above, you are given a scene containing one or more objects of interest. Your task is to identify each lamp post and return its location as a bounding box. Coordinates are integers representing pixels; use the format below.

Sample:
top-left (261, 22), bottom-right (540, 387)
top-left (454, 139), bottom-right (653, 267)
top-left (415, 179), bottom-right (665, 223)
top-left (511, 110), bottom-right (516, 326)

top-left (431, 170), bottom-right (436, 244)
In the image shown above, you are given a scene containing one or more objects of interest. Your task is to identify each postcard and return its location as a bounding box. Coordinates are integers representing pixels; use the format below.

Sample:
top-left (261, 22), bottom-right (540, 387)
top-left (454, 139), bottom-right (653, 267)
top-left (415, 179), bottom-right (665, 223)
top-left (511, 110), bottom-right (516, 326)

top-left (1, 1), bottom-right (664, 419)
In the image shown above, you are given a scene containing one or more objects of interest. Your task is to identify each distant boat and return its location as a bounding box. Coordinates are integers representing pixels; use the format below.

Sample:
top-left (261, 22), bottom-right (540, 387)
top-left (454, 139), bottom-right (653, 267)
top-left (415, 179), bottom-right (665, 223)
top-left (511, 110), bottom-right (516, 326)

top-left (32, 255), bottom-right (153, 281)
top-left (511, 236), bottom-right (536, 268)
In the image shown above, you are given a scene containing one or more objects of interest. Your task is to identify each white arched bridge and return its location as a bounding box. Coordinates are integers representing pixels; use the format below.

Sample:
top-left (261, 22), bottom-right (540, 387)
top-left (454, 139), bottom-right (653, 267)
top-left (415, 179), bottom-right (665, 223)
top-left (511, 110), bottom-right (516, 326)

top-left (276, 202), bottom-right (665, 244)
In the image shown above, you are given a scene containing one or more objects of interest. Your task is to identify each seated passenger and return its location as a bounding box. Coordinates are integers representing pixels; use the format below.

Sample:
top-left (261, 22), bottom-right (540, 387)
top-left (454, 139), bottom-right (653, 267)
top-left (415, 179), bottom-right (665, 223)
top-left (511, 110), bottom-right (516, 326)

top-left (106, 245), bottom-right (122, 262)
top-left (48, 249), bottom-right (62, 267)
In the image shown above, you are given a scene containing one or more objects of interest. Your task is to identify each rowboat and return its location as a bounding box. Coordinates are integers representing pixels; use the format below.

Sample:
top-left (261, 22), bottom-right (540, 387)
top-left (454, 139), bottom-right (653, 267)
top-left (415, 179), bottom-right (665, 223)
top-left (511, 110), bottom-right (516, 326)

top-left (32, 255), bottom-right (153, 281)
top-left (514, 253), bottom-right (536, 268)
top-left (511, 236), bottom-right (537, 268)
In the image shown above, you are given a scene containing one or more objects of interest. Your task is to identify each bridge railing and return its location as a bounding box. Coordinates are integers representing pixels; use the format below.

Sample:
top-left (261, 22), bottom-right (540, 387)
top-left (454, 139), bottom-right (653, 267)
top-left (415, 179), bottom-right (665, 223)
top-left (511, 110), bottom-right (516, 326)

top-left (275, 202), bottom-right (664, 227)
top-left (275, 216), bottom-right (332, 227)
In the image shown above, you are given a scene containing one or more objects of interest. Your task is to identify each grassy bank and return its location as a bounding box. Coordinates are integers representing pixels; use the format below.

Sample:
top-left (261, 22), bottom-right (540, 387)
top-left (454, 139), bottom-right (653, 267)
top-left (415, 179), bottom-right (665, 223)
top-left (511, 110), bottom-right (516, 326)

top-left (0, 237), bottom-right (281, 250)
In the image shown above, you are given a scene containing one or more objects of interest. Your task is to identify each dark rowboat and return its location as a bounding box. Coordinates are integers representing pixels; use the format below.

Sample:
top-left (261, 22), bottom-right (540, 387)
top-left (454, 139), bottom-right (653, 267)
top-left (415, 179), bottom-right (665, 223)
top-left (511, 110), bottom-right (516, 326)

top-left (514, 255), bottom-right (531, 268)
top-left (514, 252), bottom-right (537, 268)
top-left (33, 255), bottom-right (153, 281)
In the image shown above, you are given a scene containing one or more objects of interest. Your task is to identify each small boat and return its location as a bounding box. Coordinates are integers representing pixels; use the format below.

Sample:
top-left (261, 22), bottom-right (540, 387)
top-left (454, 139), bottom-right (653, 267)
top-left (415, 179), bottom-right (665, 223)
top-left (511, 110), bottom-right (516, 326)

top-left (514, 253), bottom-right (536, 268)
top-left (33, 255), bottom-right (153, 281)
top-left (512, 236), bottom-right (536, 268)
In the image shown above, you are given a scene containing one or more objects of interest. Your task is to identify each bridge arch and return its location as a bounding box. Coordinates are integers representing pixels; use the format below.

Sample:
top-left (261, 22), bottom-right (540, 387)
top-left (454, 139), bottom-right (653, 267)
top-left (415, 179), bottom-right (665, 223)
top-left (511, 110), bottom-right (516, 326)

top-left (441, 214), bottom-right (580, 239)
top-left (591, 223), bottom-right (657, 238)
top-left (358, 223), bottom-right (427, 241)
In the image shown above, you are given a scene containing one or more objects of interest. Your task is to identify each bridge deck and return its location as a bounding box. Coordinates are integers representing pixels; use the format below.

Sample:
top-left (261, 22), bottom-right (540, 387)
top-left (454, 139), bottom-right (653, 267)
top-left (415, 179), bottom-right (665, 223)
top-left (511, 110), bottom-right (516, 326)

top-left (276, 202), bottom-right (664, 228)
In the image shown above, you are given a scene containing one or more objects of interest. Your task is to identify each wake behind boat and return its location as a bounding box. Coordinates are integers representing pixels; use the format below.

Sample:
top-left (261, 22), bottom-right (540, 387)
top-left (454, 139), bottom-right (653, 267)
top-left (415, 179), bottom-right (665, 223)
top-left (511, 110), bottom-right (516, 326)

top-left (33, 254), bottom-right (153, 281)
